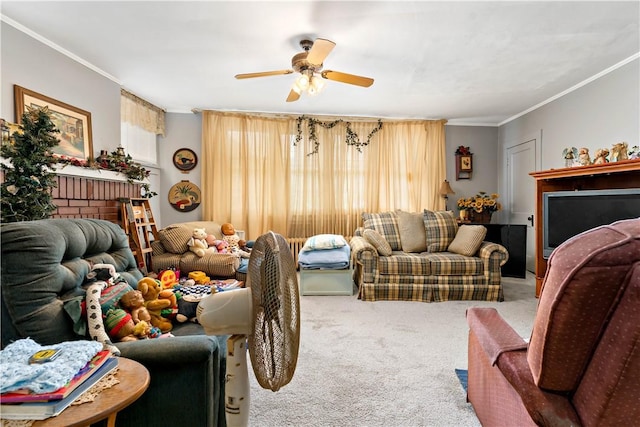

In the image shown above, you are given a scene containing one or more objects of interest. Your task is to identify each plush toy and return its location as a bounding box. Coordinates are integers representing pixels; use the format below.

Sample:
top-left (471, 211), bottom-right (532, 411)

top-left (578, 147), bottom-right (591, 166)
top-left (592, 148), bottom-right (610, 164)
top-left (176, 294), bottom-right (203, 323)
top-left (629, 145), bottom-right (640, 160)
top-left (119, 290), bottom-right (152, 325)
top-left (137, 277), bottom-right (175, 333)
top-left (188, 271), bottom-right (211, 284)
top-left (188, 228), bottom-right (211, 257)
top-left (610, 142), bottom-right (629, 162)
top-left (212, 239), bottom-right (230, 253)
top-left (105, 308), bottom-right (139, 342)
top-left (83, 262), bottom-right (131, 355)
top-left (221, 223), bottom-right (251, 258)
top-left (238, 239), bottom-right (252, 253)
top-left (158, 269), bottom-right (179, 290)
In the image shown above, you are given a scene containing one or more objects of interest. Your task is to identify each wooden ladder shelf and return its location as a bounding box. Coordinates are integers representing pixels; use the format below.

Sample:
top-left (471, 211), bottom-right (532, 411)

top-left (121, 198), bottom-right (159, 273)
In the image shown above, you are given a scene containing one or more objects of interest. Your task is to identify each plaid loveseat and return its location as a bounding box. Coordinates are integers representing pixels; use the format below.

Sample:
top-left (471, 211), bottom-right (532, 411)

top-left (350, 210), bottom-right (508, 302)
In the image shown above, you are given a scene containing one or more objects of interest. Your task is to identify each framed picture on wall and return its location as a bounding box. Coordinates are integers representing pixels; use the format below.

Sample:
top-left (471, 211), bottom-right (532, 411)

top-left (172, 148), bottom-right (198, 172)
top-left (14, 85), bottom-right (93, 162)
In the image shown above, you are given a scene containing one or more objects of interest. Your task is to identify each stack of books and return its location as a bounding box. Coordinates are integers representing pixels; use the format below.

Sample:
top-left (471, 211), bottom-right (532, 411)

top-left (0, 350), bottom-right (118, 420)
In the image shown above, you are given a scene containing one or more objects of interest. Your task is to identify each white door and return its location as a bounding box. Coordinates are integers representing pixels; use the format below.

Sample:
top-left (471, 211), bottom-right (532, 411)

top-left (506, 137), bottom-right (537, 272)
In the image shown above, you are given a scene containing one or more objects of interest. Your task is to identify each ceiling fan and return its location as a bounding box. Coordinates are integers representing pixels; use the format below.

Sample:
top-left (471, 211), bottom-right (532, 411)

top-left (235, 38), bottom-right (374, 102)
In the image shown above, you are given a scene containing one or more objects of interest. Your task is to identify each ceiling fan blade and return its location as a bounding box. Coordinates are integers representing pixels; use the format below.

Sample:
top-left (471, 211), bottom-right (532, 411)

top-left (306, 38), bottom-right (336, 65)
top-left (321, 70), bottom-right (374, 87)
top-left (235, 70), bottom-right (293, 79)
top-left (286, 89), bottom-right (300, 103)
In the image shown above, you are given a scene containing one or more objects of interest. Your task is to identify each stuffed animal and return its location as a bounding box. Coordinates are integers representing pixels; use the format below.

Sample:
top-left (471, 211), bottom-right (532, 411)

top-left (610, 142), bottom-right (629, 162)
top-left (105, 308), bottom-right (139, 342)
top-left (578, 147), bottom-right (591, 166)
top-left (119, 289), bottom-right (152, 325)
top-left (137, 277), bottom-right (175, 333)
top-left (83, 262), bottom-right (131, 355)
top-left (188, 228), bottom-right (211, 257)
top-left (221, 223), bottom-right (251, 258)
top-left (176, 294), bottom-right (203, 323)
top-left (592, 148), bottom-right (610, 164)
top-left (629, 145), bottom-right (640, 160)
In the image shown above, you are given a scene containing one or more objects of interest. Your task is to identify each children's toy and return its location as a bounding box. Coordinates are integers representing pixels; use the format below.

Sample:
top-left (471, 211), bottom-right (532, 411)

top-left (176, 294), bottom-right (203, 323)
top-left (137, 277), bottom-right (175, 333)
top-left (188, 228), bottom-right (211, 257)
top-left (119, 289), bottom-right (152, 325)
top-left (562, 147), bottom-right (578, 167)
top-left (629, 145), bottom-right (640, 160)
top-left (158, 269), bottom-right (179, 289)
top-left (221, 223), bottom-right (251, 258)
top-left (188, 271), bottom-right (211, 284)
top-left (105, 308), bottom-right (139, 342)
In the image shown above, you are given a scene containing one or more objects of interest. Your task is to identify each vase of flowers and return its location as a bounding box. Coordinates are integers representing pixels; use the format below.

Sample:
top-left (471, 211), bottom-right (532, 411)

top-left (457, 192), bottom-right (501, 224)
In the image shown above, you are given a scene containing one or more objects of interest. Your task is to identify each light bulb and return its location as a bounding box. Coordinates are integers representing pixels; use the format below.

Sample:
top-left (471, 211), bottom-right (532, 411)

top-left (297, 74), bottom-right (310, 90)
top-left (311, 76), bottom-right (325, 92)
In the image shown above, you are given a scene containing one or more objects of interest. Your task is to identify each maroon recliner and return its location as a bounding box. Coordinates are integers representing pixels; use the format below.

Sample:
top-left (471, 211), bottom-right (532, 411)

top-left (466, 218), bottom-right (640, 426)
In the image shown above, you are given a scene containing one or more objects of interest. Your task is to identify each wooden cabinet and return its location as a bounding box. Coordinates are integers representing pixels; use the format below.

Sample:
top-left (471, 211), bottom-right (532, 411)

top-left (472, 223), bottom-right (526, 278)
top-left (530, 160), bottom-right (640, 297)
top-left (455, 154), bottom-right (473, 180)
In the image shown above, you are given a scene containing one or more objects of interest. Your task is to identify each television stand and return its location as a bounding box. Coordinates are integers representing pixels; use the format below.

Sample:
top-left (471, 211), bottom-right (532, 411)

top-left (530, 160), bottom-right (640, 297)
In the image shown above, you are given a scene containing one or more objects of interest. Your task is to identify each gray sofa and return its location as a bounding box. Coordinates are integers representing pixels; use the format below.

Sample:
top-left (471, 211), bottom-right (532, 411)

top-left (1, 218), bottom-right (226, 427)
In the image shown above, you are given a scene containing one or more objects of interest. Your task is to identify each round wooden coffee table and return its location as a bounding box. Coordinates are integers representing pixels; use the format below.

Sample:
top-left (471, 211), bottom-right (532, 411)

top-left (33, 357), bottom-right (150, 427)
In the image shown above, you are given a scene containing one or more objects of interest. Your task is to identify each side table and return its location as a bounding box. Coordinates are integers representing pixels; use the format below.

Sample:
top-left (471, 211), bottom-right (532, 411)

top-left (33, 357), bottom-right (150, 427)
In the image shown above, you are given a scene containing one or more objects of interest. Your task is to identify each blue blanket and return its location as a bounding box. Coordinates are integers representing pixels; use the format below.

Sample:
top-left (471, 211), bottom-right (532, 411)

top-left (298, 245), bottom-right (351, 270)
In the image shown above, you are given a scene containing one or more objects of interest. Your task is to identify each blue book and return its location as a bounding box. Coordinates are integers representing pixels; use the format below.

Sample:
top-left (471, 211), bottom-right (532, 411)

top-left (0, 356), bottom-right (118, 420)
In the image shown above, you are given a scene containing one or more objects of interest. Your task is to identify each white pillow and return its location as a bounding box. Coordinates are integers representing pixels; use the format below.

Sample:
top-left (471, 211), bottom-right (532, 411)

top-left (301, 234), bottom-right (348, 252)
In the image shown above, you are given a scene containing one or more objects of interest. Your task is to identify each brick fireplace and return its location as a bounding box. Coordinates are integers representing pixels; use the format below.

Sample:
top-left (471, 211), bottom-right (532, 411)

top-left (2, 166), bottom-right (143, 225)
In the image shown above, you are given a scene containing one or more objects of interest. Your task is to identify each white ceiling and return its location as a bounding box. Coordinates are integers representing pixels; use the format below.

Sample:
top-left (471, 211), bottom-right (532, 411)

top-left (2, 1), bottom-right (639, 125)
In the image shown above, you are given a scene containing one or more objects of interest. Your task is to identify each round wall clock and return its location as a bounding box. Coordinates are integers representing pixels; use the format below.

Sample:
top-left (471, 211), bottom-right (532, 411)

top-left (172, 148), bottom-right (198, 172)
top-left (168, 180), bottom-right (201, 212)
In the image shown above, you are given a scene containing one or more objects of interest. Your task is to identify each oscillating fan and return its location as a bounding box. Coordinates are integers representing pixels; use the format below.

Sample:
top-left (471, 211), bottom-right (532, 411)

top-left (197, 231), bottom-right (300, 427)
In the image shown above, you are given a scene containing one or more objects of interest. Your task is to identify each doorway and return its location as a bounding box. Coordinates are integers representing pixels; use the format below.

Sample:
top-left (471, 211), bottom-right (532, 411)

top-left (505, 131), bottom-right (540, 272)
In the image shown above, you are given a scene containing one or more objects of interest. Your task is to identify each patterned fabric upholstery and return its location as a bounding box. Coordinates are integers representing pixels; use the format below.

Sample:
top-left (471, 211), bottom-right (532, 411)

top-left (362, 211), bottom-right (402, 251)
top-left (152, 221), bottom-right (241, 279)
top-left (350, 210), bottom-right (508, 303)
top-left (466, 218), bottom-right (640, 427)
top-left (447, 224), bottom-right (487, 256)
top-left (362, 229), bottom-right (392, 256)
top-left (423, 210), bottom-right (458, 252)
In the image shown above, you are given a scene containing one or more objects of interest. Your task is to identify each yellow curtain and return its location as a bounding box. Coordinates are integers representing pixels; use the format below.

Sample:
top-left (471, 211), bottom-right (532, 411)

top-left (201, 111), bottom-right (446, 239)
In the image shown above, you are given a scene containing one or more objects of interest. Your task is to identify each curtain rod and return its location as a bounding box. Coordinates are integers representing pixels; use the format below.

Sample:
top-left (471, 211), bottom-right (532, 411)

top-left (202, 109), bottom-right (446, 124)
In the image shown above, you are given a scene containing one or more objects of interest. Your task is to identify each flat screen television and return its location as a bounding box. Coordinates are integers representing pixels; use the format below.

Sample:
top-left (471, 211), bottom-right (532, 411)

top-left (543, 188), bottom-right (640, 258)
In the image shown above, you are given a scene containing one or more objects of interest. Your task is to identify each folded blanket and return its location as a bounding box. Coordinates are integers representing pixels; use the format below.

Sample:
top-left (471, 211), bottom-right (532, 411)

top-left (299, 245), bottom-right (351, 270)
top-left (0, 338), bottom-right (102, 394)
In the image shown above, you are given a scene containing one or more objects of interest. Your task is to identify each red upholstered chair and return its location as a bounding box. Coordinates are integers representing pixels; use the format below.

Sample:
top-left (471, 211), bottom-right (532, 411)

top-left (466, 218), bottom-right (640, 426)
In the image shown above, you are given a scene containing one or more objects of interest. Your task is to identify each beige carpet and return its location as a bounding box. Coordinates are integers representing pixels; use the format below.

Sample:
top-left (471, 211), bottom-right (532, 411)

top-left (248, 274), bottom-right (538, 427)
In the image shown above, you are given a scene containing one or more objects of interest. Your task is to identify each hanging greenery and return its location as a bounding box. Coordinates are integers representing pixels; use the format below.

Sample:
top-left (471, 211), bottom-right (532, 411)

top-left (56, 148), bottom-right (157, 198)
top-left (1, 106), bottom-right (60, 222)
top-left (295, 116), bottom-right (383, 156)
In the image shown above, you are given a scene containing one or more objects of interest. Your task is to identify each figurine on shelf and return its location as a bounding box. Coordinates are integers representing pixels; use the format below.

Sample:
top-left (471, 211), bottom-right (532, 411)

top-left (562, 147), bottom-right (578, 167)
top-left (610, 142), bottom-right (629, 162)
top-left (592, 148), bottom-right (610, 165)
top-left (578, 148), bottom-right (591, 166)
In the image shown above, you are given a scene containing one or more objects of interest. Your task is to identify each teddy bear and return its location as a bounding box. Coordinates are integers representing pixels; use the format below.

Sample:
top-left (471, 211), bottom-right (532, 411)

top-left (592, 148), bottom-right (610, 164)
top-left (578, 147), bottom-right (591, 166)
top-left (188, 228), bottom-right (213, 257)
top-left (176, 293), bottom-right (203, 323)
top-left (221, 223), bottom-right (251, 258)
top-left (137, 277), bottom-right (176, 333)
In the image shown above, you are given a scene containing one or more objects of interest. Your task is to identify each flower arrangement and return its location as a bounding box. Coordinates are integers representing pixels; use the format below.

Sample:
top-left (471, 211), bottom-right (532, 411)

top-left (457, 191), bottom-right (501, 213)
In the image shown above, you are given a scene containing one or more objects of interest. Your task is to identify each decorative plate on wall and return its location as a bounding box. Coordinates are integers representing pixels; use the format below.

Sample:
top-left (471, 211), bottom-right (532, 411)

top-left (168, 180), bottom-right (201, 212)
top-left (172, 148), bottom-right (198, 172)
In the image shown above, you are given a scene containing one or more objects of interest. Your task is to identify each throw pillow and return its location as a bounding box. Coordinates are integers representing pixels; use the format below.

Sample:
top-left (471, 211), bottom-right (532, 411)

top-left (363, 229), bottom-right (393, 256)
top-left (159, 225), bottom-right (192, 254)
top-left (301, 234), bottom-right (348, 252)
top-left (362, 211), bottom-right (402, 251)
top-left (396, 210), bottom-right (427, 253)
top-left (423, 210), bottom-right (458, 252)
top-left (448, 225), bottom-right (487, 256)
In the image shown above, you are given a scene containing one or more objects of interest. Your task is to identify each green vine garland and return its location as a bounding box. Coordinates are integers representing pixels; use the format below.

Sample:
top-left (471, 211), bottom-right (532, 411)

top-left (295, 116), bottom-right (383, 156)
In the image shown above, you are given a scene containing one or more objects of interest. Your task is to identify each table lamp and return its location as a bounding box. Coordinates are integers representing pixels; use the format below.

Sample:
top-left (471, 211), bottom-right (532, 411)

top-left (439, 180), bottom-right (455, 210)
